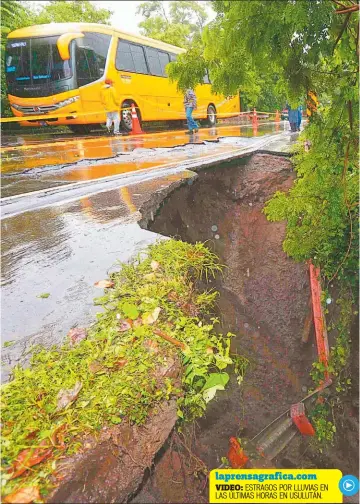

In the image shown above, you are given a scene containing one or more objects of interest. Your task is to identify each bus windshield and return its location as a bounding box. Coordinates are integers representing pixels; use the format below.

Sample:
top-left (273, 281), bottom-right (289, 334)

top-left (5, 36), bottom-right (72, 86)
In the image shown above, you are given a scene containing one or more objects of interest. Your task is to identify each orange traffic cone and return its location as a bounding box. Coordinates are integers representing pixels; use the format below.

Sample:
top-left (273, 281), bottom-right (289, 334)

top-left (275, 109), bottom-right (280, 122)
top-left (130, 103), bottom-right (143, 135)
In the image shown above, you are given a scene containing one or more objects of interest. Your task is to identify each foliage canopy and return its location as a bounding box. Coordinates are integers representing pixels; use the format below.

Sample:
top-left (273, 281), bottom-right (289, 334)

top-left (22, 0), bottom-right (112, 25)
top-left (136, 1), bottom-right (208, 48)
top-left (1, 1), bottom-right (28, 117)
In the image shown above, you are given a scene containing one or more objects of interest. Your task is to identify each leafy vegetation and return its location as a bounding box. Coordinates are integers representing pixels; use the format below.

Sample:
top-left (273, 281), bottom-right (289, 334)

top-left (136, 1), bottom-right (208, 48)
top-left (309, 402), bottom-right (337, 447)
top-left (22, 0), bottom-right (112, 25)
top-left (1, 0), bottom-right (28, 118)
top-left (309, 289), bottom-right (354, 448)
top-left (3, 341), bottom-right (15, 348)
top-left (311, 290), bottom-right (354, 393)
top-left (1, 239), bottom-right (246, 499)
top-left (167, 0), bottom-right (358, 447)
top-left (36, 293), bottom-right (50, 299)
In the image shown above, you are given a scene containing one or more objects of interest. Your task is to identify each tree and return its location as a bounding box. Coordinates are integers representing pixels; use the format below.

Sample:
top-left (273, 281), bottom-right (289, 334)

top-left (23, 0), bottom-right (112, 26)
top-left (1, 0), bottom-right (29, 117)
top-left (169, 1), bottom-right (207, 31)
top-left (136, 1), bottom-right (208, 48)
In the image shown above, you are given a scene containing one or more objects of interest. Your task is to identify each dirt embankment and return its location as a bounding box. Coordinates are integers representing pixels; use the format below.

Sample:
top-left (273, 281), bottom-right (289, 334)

top-left (147, 154), bottom-right (314, 434)
top-left (133, 153), bottom-right (358, 502)
top-left (49, 400), bottom-right (179, 504)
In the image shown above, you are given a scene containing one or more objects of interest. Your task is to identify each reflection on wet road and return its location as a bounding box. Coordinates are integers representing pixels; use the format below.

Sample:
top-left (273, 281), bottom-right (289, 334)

top-left (1, 171), bottom-right (194, 379)
top-left (1, 123), bottom-right (285, 197)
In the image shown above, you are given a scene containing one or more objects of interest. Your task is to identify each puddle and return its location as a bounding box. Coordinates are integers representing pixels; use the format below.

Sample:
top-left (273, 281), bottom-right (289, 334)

top-left (1, 125), bottom-right (284, 198)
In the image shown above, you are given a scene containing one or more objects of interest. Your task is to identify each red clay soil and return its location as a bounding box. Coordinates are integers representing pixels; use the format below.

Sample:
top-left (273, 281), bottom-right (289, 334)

top-left (47, 352), bottom-right (182, 504)
top-left (132, 153), bottom-right (358, 503)
top-left (47, 400), bottom-right (179, 504)
top-left (147, 153), bottom-right (315, 432)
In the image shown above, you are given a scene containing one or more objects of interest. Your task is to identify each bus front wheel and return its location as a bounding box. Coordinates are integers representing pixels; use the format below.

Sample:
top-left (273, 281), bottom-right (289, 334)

top-left (121, 101), bottom-right (141, 132)
top-left (207, 105), bottom-right (217, 126)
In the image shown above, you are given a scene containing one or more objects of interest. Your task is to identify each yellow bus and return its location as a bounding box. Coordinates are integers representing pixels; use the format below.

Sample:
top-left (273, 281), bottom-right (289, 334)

top-left (5, 23), bottom-right (240, 133)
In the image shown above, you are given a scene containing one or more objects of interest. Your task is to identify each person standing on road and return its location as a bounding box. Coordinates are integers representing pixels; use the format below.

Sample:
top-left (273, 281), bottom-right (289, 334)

top-left (287, 104), bottom-right (298, 133)
top-left (184, 88), bottom-right (199, 134)
top-left (100, 79), bottom-right (121, 135)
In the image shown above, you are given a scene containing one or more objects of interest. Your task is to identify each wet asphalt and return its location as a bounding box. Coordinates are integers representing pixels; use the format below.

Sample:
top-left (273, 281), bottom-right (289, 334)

top-left (2, 122), bottom-right (286, 197)
top-left (1, 121), bottom-right (295, 380)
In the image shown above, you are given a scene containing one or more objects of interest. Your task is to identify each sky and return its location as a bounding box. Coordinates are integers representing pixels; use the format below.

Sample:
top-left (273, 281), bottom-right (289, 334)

top-left (97, 0), bottom-right (145, 33)
top-left (99, 1), bottom-right (151, 33)
top-left (30, 1), bottom-right (216, 35)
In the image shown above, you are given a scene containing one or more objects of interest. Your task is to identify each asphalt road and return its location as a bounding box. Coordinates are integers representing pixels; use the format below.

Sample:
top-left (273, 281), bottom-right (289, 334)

top-left (1, 121), bottom-right (294, 380)
top-left (2, 122), bottom-right (285, 197)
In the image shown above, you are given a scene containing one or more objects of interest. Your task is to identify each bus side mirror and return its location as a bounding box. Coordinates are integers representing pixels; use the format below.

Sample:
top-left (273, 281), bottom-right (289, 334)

top-left (57, 32), bottom-right (84, 60)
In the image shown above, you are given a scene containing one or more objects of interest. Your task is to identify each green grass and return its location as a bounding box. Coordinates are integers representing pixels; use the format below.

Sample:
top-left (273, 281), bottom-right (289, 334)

top-left (1, 239), bottom-right (244, 499)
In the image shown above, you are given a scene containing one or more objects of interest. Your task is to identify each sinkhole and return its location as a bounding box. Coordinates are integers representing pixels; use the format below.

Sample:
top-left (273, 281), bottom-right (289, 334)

top-left (140, 152), bottom-right (320, 470)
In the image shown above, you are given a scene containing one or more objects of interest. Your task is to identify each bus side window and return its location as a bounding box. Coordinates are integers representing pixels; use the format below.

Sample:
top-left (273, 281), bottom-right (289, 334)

top-left (169, 53), bottom-right (177, 62)
top-left (116, 40), bottom-right (135, 72)
top-left (130, 44), bottom-right (148, 74)
top-left (145, 47), bottom-right (162, 76)
top-left (116, 41), bottom-right (148, 74)
top-left (158, 51), bottom-right (170, 76)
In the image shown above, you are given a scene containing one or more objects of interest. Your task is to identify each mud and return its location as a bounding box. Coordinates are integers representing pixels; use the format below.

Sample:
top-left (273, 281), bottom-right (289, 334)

top-left (48, 400), bottom-right (178, 504)
top-left (133, 153), bottom-right (358, 502)
top-left (145, 153), bottom-right (314, 440)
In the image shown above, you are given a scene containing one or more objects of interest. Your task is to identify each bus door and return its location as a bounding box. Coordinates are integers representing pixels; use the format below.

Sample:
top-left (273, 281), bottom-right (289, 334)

top-left (74, 33), bottom-right (112, 124)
